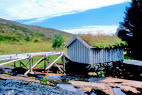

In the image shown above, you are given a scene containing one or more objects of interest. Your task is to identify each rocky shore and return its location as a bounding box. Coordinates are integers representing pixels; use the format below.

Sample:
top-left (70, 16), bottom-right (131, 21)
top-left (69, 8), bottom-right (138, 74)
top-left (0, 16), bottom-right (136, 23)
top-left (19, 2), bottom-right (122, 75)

top-left (0, 74), bottom-right (142, 95)
top-left (70, 77), bottom-right (142, 95)
top-left (0, 78), bottom-right (83, 95)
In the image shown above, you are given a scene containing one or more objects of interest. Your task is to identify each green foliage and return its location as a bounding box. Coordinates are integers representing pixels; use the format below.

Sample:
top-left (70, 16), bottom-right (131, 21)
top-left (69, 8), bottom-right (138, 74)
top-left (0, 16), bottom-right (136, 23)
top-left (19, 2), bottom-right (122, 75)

top-left (52, 34), bottom-right (64, 50)
top-left (117, 0), bottom-right (142, 58)
top-left (80, 34), bottom-right (127, 48)
top-left (24, 36), bottom-right (30, 41)
top-left (0, 23), bottom-right (47, 43)
top-left (0, 35), bottom-right (19, 42)
top-left (98, 71), bottom-right (106, 77)
top-left (40, 76), bottom-right (49, 85)
top-left (0, 18), bottom-right (71, 54)
top-left (124, 55), bottom-right (134, 60)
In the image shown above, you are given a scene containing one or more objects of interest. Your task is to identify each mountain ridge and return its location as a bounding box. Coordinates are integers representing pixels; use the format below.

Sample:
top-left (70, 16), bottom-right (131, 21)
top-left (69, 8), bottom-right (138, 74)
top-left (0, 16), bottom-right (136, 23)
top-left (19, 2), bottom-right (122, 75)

top-left (0, 18), bottom-right (73, 42)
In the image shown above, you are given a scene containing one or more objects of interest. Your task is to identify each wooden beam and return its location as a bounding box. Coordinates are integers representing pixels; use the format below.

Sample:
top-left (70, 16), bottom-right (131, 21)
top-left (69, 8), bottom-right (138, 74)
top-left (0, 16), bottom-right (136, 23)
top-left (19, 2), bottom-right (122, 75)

top-left (54, 63), bottom-right (64, 73)
top-left (24, 57), bottom-right (45, 75)
top-left (19, 61), bottom-right (28, 69)
top-left (19, 61), bottom-right (22, 67)
top-left (46, 54), bottom-right (63, 70)
top-left (63, 55), bottom-right (66, 74)
top-left (14, 62), bottom-right (16, 67)
top-left (29, 57), bottom-right (33, 73)
top-left (0, 57), bottom-right (28, 66)
top-left (44, 57), bottom-right (46, 72)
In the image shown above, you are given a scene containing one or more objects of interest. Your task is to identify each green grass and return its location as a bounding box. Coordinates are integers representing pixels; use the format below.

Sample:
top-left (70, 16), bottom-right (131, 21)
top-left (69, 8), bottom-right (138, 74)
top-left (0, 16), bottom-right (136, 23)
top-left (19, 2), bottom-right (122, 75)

top-left (40, 76), bottom-right (49, 85)
top-left (0, 40), bottom-right (66, 69)
top-left (0, 41), bottom-right (66, 54)
top-left (79, 34), bottom-right (127, 48)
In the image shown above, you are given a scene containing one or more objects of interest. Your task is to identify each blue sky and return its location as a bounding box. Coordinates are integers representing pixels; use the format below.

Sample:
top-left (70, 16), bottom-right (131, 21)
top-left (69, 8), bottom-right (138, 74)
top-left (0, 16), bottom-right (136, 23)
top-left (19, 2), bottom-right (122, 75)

top-left (0, 0), bottom-right (130, 34)
top-left (17, 2), bottom-right (130, 29)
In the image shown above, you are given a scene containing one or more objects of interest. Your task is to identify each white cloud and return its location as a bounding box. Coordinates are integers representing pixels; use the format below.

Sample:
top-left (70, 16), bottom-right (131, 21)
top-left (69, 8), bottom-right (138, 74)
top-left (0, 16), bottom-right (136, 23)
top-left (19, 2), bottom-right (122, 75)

top-left (63, 25), bottom-right (119, 35)
top-left (0, 0), bottom-right (130, 23)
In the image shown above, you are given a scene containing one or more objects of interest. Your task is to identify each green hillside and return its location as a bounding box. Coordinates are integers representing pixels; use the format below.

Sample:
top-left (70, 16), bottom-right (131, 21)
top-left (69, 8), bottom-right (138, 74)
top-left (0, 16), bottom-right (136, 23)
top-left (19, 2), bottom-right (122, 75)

top-left (0, 18), bottom-right (72, 43)
top-left (0, 18), bottom-right (73, 54)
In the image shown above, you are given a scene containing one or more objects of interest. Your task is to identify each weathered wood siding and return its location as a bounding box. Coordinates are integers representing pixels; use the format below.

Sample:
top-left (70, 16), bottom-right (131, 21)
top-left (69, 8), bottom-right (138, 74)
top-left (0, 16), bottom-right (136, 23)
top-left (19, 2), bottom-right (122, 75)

top-left (91, 48), bottom-right (124, 64)
top-left (67, 39), bottom-right (89, 64)
top-left (67, 38), bottom-right (124, 64)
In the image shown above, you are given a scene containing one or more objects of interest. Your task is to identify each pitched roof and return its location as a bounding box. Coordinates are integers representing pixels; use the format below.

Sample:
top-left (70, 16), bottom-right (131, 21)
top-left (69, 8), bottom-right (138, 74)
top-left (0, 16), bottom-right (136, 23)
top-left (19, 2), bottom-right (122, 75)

top-left (65, 35), bottom-right (93, 48)
top-left (65, 34), bottom-right (127, 49)
top-left (79, 34), bottom-right (127, 48)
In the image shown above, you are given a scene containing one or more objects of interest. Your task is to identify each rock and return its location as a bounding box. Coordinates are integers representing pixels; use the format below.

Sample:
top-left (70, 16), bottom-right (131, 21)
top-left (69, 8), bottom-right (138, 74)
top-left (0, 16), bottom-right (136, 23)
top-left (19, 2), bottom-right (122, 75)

top-left (0, 80), bottom-right (82, 95)
top-left (118, 85), bottom-right (140, 94)
top-left (98, 77), bottom-right (142, 94)
top-left (88, 72), bottom-right (98, 76)
top-left (0, 74), bottom-right (40, 83)
top-left (99, 77), bottom-right (142, 89)
top-left (122, 81), bottom-right (142, 89)
top-left (82, 87), bottom-right (93, 92)
top-left (69, 81), bottom-right (115, 95)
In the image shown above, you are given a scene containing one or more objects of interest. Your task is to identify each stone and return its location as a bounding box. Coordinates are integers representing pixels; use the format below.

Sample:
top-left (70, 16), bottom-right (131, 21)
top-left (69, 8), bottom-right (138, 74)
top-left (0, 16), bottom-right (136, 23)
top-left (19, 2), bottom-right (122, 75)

top-left (69, 81), bottom-right (115, 95)
top-left (88, 72), bottom-right (98, 76)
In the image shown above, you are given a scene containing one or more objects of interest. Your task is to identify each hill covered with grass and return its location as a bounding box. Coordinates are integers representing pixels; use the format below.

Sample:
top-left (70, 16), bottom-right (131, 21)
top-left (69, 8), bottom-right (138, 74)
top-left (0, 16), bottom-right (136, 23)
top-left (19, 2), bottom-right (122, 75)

top-left (0, 18), bottom-right (73, 54)
top-left (0, 18), bottom-right (72, 43)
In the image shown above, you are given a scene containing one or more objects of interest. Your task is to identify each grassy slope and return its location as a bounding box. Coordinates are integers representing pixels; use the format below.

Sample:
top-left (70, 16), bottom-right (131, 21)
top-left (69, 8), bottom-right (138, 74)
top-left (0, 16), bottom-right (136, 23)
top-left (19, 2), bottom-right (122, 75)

top-left (0, 18), bottom-right (73, 54)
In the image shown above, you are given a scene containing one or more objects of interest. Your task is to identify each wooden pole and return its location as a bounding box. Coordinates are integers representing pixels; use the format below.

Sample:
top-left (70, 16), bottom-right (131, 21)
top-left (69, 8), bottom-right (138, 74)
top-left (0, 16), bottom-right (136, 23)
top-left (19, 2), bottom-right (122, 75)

top-left (24, 57), bottom-right (45, 75)
top-left (46, 54), bottom-right (63, 70)
top-left (44, 57), bottom-right (46, 72)
top-left (29, 56), bottom-right (33, 73)
top-left (0, 57), bottom-right (27, 66)
top-left (63, 55), bottom-right (66, 74)
top-left (14, 62), bottom-right (16, 67)
top-left (55, 63), bottom-right (64, 73)
top-left (46, 56), bottom-right (49, 72)
top-left (20, 61), bottom-right (22, 67)
top-left (19, 61), bottom-right (28, 69)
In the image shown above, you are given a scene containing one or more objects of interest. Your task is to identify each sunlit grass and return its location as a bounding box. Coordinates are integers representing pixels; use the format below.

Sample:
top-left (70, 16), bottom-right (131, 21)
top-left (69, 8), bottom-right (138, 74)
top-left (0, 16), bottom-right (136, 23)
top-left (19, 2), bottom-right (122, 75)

top-left (0, 41), bottom-right (66, 68)
top-left (0, 41), bottom-right (66, 54)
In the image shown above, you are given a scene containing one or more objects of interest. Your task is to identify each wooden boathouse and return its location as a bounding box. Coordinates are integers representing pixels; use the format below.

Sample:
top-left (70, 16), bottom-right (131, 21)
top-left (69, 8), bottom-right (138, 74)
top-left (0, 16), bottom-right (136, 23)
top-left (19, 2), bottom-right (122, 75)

top-left (65, 34), bottom-right (126, 65)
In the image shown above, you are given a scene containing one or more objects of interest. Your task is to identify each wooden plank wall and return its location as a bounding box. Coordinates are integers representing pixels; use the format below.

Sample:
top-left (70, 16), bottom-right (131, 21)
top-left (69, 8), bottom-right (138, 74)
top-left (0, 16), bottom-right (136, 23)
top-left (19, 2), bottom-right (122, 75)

top-left (67, 39), bottom-right (89, 64)
top-left (92, 48), bottom-right (124, 64)
top-left (67, 38), bottom-right (124, 64)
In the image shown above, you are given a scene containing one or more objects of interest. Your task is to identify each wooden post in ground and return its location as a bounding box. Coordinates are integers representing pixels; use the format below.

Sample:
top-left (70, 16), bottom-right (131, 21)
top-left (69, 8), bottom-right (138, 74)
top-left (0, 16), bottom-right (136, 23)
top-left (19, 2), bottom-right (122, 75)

top-left (63, 55), bottom-right (66, 74)
top-left (29, 56), bottom-right (33, 74)
top-left (47, 56), bottom-right (50, 73)
top-left (44, 56), bottom-right (46, 73)
top-left (24, 57), bottom-right (45, 75)
top-left (14, 62), bottom-right (16, 67)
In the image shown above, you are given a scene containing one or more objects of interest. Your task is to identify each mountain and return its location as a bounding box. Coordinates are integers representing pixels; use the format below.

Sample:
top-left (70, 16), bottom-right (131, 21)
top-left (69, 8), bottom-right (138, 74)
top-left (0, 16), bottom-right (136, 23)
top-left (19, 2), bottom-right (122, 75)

top-left (0, 18), bottom-right (73, 42)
